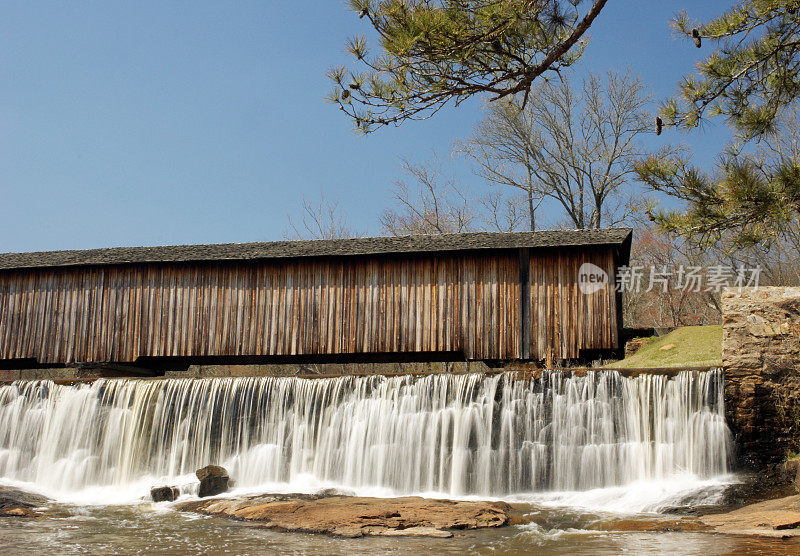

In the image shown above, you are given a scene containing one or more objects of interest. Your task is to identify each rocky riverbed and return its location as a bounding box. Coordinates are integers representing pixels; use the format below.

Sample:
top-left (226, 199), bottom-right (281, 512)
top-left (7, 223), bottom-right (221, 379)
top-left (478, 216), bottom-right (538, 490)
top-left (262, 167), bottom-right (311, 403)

top-left (174, 490), bottom-right (800, 540)
top-left (5, 480), bottom-right (800, 544)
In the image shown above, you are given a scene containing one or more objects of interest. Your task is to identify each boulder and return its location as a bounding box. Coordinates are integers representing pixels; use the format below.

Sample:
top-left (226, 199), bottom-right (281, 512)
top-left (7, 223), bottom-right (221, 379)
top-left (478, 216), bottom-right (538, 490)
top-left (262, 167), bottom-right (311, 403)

top-left (196, 465), bottom-right (230, 497)
top-left (784, 458), bottom-right (800, 491)
top-left (700, 494), bottom-right (800, 538)
top-left (0, 487), bottom-right (49, 518)
top-left (151, 486), bottom-right (180, 502)
top-left (178, 493), bottom-right (510, 537)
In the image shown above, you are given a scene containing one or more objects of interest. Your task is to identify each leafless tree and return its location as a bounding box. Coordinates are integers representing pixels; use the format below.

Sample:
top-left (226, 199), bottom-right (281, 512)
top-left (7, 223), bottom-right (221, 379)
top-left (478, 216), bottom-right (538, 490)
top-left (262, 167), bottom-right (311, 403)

top-left (381, 157), bottom-right (478, 236)
top-left (709, 224), bottom-right (800, 288)
top-left (623, 226), bottom-right (722, 328)
top-left (458, 71), bottom-right (653, 230)
top-left (285, 194), bottom-right (357, 240)
top-left (479, 192), bottom-right (527, 233)
top-left (382, 156), bottom-right (531, 236)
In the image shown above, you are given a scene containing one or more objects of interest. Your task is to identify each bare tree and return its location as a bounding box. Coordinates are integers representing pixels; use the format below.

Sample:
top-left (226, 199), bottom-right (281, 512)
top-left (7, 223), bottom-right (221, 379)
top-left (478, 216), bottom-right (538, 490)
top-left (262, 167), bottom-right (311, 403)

top-left (458, 71), bottom-right (652, 230)
top-left (623, 226), bottom-right (722, 329)
top-left (479, 191), bottom-right (527, 233)
top-left (381, 156), bottom-right (530, 236)
top-left (456, 105), bottom-right (545, 231)
top-left (708, 223), bottom-right (800, 288)
top-left (381, 157), bottom-right (477, 236)
top-left (285, 194), bottom-right (357, 240)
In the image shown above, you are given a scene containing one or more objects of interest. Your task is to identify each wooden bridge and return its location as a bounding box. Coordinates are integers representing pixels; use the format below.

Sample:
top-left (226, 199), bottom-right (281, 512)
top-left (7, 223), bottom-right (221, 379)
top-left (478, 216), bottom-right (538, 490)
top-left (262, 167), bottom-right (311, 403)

top-left (0, 229), bottom-right (631, 370)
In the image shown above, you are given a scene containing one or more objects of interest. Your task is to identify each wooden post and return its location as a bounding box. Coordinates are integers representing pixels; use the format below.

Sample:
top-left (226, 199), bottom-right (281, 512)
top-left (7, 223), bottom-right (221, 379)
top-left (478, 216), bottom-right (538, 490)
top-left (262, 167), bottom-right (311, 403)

top-left (519, 248), bottom-right (530, 360)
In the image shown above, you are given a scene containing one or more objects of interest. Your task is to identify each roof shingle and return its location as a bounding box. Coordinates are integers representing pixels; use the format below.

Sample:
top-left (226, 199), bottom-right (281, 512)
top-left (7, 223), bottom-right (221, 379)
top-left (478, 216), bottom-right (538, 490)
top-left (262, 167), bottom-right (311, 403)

top-left (0, 228), bottom-right (632, 270)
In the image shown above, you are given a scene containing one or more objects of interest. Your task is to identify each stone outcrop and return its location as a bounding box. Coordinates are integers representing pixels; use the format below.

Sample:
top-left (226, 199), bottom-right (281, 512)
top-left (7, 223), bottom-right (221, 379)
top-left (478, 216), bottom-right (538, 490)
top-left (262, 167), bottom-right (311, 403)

top-left (0, 487), bottom-right (49, 518)
top-left (700, 495), bottom-right (800, 538)
top-left (196, 465), bottom-right (230, 497)
top-left (178, 493), bottom-right (510, 538)
top-left (151, 486), bottom-right (180, 502)
top-left (722, 287), bottom-right (800, 466)
top-left (587, 517), bottom-right (708, 533)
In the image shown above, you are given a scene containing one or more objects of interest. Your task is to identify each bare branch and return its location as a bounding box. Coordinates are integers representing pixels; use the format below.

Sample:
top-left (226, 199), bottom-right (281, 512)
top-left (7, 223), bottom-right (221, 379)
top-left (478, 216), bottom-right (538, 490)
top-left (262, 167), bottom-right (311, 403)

top-left (285, 194), bottom-right (359, 240)
top-left (381, 156), bottom-right (478, 235)
top-left (459, 71), bottom-right (652, 229)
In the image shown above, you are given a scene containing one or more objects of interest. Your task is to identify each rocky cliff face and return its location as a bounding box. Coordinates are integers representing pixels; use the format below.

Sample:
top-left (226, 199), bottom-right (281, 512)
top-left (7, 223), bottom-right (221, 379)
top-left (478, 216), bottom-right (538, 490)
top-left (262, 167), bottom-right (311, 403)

top-left (723, 287), bottom-right (800, 467)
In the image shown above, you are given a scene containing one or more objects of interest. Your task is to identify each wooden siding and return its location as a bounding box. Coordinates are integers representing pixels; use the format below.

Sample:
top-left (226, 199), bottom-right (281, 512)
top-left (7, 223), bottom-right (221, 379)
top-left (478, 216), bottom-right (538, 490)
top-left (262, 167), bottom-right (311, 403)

top-left (0, 247), bottom-right (620, 364)
top-left (528, 249), bottom-right (618, 360)
top-left (0, 253), bottom-right (522, 363)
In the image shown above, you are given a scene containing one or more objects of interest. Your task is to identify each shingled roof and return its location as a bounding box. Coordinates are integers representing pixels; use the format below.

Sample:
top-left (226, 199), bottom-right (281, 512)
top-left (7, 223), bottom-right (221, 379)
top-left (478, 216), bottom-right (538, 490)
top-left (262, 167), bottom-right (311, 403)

top-left (0, 228), bottom-right (632, 270)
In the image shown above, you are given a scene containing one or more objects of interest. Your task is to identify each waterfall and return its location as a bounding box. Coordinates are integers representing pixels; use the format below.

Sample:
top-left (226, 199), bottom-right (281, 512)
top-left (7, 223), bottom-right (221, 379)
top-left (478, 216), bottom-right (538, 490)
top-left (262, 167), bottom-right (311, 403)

top-left (0, 370), bottom-right (730, 498)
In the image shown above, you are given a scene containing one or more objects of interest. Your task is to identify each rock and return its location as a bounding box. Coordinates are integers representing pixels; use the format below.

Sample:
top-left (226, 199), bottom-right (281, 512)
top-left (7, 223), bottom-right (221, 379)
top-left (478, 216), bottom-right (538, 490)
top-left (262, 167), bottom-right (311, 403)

top-left (196, 465), bottom-right (230, 497)
top-left (773, 519), bottom-right (800, 530)
top-left (178, 493), bottom-right (510, 538)
top-left (588, 517), bottom-right (707, 533)
top-left (0, 487), bottom-right (49, 518)
top-left (722, 287), bottom-right (800, 465)
top-left (196, 465), bottom-right (228, 481)
top-left (700, 494), bottom-right (800, 538)
top-left (373, 526), bottom-right (453, 538)
top-left (624, 337), bottom-right (650, 358)
top-left (658, 343), bottom-right (675, 351)
top-left (2, 507), bottom-right (36, 517)
top-left (783, 458), bottom-right (800, 491)
top-left (151, 486), bottom-right (180, 502)
top-left (318, 487), bottom-right (354, 497)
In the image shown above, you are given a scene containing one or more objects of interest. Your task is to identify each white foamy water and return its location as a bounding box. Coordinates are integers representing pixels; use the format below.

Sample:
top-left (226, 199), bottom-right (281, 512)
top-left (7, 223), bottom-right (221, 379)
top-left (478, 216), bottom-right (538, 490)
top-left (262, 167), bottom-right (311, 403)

top-left (515, 474), bottom-right (736, 514)
top-left (0, 370), bottom-right (731, 509)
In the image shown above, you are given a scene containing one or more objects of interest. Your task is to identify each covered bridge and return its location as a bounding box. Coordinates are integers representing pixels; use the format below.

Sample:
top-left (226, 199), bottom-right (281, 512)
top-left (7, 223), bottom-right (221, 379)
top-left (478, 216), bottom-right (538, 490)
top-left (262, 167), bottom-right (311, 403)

top-left (0, 229), bottom-right (631, 368)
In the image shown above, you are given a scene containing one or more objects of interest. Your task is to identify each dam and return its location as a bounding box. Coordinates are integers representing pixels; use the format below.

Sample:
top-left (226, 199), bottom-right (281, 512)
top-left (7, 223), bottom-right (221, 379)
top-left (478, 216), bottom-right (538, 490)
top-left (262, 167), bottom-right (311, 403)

top-left (0, 369), bottom-right (730, 503)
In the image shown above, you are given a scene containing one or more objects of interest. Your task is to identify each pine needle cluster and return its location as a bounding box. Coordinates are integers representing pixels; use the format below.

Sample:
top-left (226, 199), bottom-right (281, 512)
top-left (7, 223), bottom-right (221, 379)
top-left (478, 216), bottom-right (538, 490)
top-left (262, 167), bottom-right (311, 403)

top-left (637, 1), bottom-right (800, 248)
top-left (327, 0), bottom-right (607, 133)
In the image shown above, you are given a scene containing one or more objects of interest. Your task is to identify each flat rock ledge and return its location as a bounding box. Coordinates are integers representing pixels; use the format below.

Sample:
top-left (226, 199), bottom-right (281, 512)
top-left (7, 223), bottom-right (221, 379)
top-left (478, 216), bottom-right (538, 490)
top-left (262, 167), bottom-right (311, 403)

top-left (0, 487), bottom-right (49, 518)
top-left (700, 495), bottom-right (800, 538)
top-left (178, 493), bottom-right (511, 538)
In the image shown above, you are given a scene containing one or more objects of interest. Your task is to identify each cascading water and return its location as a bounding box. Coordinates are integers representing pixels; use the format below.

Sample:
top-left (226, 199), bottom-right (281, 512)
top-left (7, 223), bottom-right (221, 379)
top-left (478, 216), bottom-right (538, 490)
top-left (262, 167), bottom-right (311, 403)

top-left (0, 370), bottom-right (730, 500)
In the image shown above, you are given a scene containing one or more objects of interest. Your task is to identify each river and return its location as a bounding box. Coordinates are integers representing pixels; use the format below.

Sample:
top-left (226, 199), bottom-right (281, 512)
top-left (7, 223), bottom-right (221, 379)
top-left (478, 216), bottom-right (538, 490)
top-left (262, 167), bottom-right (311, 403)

top-left (3, 498), bottom-right (799, 555)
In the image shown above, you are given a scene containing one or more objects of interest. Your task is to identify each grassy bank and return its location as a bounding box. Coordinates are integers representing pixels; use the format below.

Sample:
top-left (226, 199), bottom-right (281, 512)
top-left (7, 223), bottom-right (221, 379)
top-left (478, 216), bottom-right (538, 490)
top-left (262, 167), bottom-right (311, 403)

top-left (605, 325), bottom-right (722, 369)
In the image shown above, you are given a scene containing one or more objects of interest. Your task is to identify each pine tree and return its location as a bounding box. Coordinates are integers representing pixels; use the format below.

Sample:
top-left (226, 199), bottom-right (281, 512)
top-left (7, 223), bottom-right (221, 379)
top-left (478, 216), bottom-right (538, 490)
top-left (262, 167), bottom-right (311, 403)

top-left (665, 1), bottom-right (800, 140)
top-left (636, 1), bottom-right (800, 247)
top-left (635, 147), bottom-right (800, 247)
top-left (327, 0), bottom-right (607, 133)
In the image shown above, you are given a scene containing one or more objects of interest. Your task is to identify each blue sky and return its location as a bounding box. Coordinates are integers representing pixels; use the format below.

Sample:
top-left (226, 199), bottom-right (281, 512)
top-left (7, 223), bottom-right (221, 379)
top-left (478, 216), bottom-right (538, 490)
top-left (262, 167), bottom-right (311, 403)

top-left (1, 1), bottom-right (735, 253)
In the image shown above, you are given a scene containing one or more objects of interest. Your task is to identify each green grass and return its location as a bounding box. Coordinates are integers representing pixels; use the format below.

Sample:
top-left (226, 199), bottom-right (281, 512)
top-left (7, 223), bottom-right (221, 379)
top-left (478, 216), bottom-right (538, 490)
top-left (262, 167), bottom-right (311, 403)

top-left (605, 325), bottom-right (723, 369)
